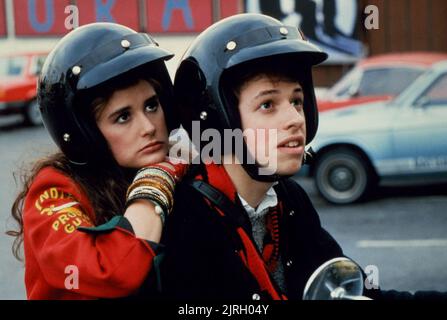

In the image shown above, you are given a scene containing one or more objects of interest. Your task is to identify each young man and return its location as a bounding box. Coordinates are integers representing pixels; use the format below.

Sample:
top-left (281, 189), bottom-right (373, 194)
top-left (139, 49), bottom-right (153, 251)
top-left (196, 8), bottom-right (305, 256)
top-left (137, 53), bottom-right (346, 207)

top-left (155, 13), bottom-right (338, 300)
top-left (160, 13), bottom-right (445, 300)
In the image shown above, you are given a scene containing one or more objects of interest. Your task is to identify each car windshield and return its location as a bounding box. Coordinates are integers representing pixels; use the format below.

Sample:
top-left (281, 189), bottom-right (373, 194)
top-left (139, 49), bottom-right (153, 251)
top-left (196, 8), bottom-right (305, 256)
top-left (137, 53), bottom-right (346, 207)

top-left (357, 67), bottom-right (424, 96)
top-left (0, 56), bottom-right (27, 76)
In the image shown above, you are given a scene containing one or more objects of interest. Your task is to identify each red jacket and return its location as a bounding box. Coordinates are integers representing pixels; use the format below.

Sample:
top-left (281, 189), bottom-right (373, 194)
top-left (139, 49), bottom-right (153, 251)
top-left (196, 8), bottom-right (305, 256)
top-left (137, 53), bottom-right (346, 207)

top-left (23, 167), bottom-right (158, 299)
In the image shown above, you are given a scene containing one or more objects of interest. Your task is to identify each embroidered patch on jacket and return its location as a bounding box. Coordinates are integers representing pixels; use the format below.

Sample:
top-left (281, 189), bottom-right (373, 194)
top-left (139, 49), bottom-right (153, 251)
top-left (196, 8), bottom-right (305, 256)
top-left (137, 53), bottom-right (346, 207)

top-left (35, 188), bottom-right (93, 234)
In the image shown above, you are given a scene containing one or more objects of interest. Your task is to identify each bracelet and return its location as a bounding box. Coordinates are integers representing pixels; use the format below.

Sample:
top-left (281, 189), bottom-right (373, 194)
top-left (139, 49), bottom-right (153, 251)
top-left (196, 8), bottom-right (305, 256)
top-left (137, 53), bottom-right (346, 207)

top-left (125, 164), bottom-right (182, 227)
top-left (128, 184), bottom-right (173, 209)
top-left (127, 177), bottom-right (174, 200)
top-left (127, 186), bottom-right (170, 210)
top-left (134, 170), bottom-right (175, 190)
top-left (135, 167), bottom-right (176, 186)
top-left (138, 166), bottom-right (177, 185)
top-left (154, 203), bottom-right (166, 226)
top-left (127, 173), bottom-right (174, 200)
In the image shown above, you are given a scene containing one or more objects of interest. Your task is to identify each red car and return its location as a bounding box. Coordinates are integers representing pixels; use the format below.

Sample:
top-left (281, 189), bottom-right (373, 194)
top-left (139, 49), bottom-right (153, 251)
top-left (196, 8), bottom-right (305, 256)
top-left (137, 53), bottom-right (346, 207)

top-left (317, 52), bottom-right (447, 112)
top-left (0, 51), bottom-right (48, 125)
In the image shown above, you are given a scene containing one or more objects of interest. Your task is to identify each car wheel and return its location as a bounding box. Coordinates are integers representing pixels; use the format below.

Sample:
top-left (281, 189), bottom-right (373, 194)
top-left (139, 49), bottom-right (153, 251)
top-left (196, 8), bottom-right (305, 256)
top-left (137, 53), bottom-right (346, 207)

top-left (315, 148), bottom-right (374, 204)
top-left (23, 100), bottom-right (43, 126)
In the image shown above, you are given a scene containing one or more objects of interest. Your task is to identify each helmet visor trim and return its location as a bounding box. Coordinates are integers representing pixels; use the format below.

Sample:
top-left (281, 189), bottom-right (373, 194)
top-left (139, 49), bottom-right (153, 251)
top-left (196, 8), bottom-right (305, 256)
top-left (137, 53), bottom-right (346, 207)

top-left (217, 25), bottom-right (308, 67)
top-left (72, 32), bottom-right (171, 80)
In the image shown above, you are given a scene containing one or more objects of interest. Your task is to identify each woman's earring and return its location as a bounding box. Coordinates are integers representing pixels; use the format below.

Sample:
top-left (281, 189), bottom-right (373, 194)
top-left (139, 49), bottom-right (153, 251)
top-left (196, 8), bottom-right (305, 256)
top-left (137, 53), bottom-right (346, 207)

top-left (199, 111), bottom-right (208, 121)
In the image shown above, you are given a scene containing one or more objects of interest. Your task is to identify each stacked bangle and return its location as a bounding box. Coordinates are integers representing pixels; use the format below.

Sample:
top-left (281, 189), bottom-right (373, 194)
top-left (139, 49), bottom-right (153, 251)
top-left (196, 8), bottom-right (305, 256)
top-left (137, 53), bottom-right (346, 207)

top-left (125, 165), bottom-right (178, 226)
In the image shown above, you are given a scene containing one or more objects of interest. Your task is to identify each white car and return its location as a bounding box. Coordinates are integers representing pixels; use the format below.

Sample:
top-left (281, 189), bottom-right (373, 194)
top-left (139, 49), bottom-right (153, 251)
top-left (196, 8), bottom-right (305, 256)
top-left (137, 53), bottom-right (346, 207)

top-left (307, 60), bottom-right (447, 204)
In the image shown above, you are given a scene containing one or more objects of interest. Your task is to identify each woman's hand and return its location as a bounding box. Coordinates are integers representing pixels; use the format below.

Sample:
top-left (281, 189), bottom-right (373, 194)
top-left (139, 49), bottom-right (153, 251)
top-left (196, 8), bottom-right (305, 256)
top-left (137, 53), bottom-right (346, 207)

top-left (146, 157), bottom-right (189, 182)
top-left (123, 159), bottom-right (188, 241)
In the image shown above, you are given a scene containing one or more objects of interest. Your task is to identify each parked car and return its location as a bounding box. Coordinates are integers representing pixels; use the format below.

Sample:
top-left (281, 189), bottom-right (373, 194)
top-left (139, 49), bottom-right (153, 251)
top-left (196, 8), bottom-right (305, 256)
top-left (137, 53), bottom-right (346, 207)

top-left (307, 58), bottom-right (447, 204)
top-left (0, 51), bottom-right (48, 125)
top-left (317, 52), bottom-right (447, 112)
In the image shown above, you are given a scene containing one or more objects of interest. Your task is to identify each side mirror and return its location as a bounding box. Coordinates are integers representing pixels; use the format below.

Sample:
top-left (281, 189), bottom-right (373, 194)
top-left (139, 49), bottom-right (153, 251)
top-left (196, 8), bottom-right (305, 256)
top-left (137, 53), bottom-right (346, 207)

top-left (303, 257), bottom-right (372, 300)
top-left (348, 86), bottom-right (360, 98)
top-left (414, 96), bottom-right (430, 109)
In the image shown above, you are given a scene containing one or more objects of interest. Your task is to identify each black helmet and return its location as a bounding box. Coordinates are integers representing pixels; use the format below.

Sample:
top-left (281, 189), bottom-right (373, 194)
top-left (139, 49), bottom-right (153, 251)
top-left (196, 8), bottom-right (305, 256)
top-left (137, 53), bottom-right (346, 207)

top-left (38, 22), bottom-right (177, 165)
top-left (174, 13), bottom-right (327, 181)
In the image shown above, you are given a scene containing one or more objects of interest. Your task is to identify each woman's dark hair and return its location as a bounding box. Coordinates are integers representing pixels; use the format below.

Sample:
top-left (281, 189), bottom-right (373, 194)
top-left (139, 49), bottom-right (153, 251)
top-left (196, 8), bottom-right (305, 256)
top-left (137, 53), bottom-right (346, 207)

top-left (8, 70), bottom-right (164, 261)
top-left (8, 152), bottom-right (130, 261)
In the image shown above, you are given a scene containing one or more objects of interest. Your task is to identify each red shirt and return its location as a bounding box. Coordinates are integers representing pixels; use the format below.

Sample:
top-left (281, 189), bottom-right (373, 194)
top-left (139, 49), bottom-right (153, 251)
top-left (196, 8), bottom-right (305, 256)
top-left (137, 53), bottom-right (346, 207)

top-left (23, 167), bottom-right (158, 299)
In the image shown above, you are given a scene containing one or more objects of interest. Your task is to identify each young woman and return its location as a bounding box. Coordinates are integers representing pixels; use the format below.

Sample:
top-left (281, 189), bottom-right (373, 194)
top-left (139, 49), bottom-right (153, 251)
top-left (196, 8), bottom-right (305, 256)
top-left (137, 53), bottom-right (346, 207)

top-left (159, 13), bottom-right (447, 300)
top-left (8, 22), bottom-right (186, 300)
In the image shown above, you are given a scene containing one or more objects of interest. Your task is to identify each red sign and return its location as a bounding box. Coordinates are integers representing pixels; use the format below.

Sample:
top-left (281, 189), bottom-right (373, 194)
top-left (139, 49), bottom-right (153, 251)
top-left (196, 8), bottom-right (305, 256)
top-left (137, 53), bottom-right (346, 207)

top-left (146, 0), bottom-right (212, 33)
top-left (220, 0), bottom-right (241, 19)
top-left (0, 0), bottom-right (6, 37)
top-left (14, 0), bottom-right (71, 36)
top-left (77, 0), bottom-right (140, 31)
top-left (2, 0), bottom-right (243, 38)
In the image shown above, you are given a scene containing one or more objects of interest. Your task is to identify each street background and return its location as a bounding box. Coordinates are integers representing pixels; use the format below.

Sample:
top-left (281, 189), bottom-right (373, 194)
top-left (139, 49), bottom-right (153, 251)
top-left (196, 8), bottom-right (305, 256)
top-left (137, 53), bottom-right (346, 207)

top-left (1, 0), bottom-right (447, 300)
top-left (1, 115), bottom-right (446, 299)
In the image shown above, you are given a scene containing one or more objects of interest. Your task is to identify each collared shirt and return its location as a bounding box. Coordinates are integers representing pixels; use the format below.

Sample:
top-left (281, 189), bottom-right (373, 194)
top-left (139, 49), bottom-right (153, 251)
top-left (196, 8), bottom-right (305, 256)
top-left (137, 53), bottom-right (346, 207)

top-left (238, 183), bottom-right (287, 293)
top-left (238, 183), bottom-right (278, 250)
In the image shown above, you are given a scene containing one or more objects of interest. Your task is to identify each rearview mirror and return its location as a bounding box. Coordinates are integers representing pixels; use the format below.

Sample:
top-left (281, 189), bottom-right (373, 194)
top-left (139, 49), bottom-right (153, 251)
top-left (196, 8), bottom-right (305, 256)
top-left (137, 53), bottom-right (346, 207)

top-left (303, 257), bottom-right (372, 300)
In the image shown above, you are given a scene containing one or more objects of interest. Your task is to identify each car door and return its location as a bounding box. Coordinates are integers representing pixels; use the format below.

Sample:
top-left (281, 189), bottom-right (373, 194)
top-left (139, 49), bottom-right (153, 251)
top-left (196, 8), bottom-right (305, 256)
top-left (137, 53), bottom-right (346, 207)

top-left (391, 71), bottom-right (447, 177)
